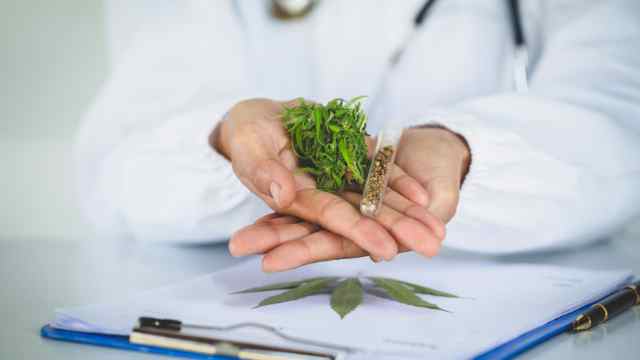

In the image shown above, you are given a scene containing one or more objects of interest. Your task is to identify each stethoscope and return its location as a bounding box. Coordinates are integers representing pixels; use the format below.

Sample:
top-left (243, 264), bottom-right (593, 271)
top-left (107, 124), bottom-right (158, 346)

top-left (273, 0), bottom-right (529, 95)
top-left (272, 0), bottom-right (529, 118)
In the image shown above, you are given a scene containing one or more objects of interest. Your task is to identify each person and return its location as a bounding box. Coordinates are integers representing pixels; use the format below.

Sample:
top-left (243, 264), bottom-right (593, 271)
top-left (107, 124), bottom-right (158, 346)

top-left (75, 0), bottom-right (640, 272)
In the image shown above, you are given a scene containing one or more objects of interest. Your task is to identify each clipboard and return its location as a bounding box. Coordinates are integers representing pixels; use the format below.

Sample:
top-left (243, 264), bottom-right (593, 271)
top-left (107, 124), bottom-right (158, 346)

top-left (42, 317), bottom-right (338, 360)
top-left (41, 256), bottom-right (635, 359)
top-left (41, 297), bottom-right (599, 360)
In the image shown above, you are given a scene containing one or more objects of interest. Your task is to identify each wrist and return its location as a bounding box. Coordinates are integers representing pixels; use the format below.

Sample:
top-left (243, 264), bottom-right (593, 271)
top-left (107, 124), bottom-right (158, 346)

top-left (444, 127), bottom-right (471, 182)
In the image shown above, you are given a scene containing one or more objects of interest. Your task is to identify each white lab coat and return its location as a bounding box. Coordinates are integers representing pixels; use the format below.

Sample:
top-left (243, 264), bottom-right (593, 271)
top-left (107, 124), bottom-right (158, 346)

top-left (75, 0), bottom-right (640, 254)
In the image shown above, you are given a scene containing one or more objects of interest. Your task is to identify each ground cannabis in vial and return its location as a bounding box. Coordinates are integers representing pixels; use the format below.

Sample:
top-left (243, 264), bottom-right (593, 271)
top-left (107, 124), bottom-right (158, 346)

top-left (360, 144), bottom-right (395, 217)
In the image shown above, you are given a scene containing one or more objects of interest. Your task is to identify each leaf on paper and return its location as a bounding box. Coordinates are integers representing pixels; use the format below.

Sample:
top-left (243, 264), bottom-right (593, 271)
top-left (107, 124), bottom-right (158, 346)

top-left (255, 278), bottom-right (334, 308)
top-left (235, 275), bottom-right (460, 319)
top-left (374, 277), bottom-right (458, 298)
top-left (370, 277), bottom-right (448, 312)
top-left (232, 277), bottom-right (335, 294)
top-left (330, 278), bottom-right (364, 319)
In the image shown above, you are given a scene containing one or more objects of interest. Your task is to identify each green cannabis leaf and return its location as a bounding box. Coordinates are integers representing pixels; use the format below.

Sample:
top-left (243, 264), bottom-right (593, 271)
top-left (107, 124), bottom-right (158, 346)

top-left (256, 278), bottom-right (335, 308)
top-left (233, 276), bottom-right (460, 319)
top-left (369, 277), bottom-right (446, 312)
top-left (331, 278), bottom-right (363, 319)
top-left (375, 277), bottom-right (459, 298)
top-left (231, 277), bottom-right (336, 294)
top-left (281, 97), bottom-right (370, 193)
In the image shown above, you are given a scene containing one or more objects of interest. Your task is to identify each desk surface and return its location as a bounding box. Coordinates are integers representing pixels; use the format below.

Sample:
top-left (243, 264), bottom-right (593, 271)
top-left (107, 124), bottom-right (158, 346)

top-left (2, 223), bottom-right (639, 360)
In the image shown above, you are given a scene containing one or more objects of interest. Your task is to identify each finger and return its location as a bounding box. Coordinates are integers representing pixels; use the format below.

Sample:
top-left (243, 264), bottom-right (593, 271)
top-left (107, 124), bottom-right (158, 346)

top-left (424, 176), bottom-right (460, 223)
top-left (250, 158), bottom-right (297, 209)
top-left (381, 190), bottom-right (446, 240)
top-left (268, 216), bottom-right (302, 225)
top-left (285, 189), bottom-right (398, 260)
top-left (262, 229), bottom-right (415, 272)
top-left (254, 213), bottom-right (285, 224)
top-left (229, 221), bottom-right (318, 257)
top-left (254, 214), bottom-right (301, 226)
top-left (387, 165), bottom-right (429, 207)
top-left (280, 98), bottom-right (306, 108)
top-left (342, 192), bottom-right (441, 258)
top-left (262, 230), bottom-right (367, 272)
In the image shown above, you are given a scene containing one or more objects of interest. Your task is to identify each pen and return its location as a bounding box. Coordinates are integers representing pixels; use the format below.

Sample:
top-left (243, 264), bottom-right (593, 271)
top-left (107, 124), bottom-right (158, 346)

top-left (572, 280), bottom-right (640, 331)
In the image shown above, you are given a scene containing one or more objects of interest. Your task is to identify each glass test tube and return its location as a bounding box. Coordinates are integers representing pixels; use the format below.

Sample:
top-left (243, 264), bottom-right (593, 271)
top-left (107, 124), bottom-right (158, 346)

top-left (360, 127), bottom-right (404, 217)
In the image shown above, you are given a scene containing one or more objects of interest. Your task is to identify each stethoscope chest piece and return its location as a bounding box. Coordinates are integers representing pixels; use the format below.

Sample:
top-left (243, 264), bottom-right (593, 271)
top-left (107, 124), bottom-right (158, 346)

top-left (272, 0), bottom-right (316, 20)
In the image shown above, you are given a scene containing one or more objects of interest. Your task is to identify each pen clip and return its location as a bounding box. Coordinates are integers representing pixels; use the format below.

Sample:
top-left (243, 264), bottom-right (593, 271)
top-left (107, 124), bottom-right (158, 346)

top-left (138, 317), bottom-right (182, 332)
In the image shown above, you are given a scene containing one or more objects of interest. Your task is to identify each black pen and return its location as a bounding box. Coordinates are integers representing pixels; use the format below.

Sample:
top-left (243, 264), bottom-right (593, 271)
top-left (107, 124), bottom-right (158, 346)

top-left (572, 280), bottom-right (640, 331)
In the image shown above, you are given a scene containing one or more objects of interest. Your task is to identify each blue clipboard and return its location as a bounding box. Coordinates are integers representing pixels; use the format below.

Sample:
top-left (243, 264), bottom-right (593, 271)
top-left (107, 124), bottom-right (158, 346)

top-left (41, 325), bottom-right (233, 359)
top-left (40, 298), bottom-right (593, 360)
top-left (474, 301), bottom-right (591, 359)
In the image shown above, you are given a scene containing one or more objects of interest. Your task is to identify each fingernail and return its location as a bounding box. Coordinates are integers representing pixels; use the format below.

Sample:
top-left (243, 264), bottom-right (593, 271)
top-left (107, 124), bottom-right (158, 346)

top-left (270, 182), bottom-right (282, 207)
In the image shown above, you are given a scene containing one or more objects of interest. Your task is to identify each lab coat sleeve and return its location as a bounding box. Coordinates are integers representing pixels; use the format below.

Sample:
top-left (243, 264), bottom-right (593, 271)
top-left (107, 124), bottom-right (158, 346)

top-left (96, 102), bottom-right (271, 244)
top-left (386, 0), bottom-right (640, 253)
top-left (75, 1), bottom-right (270, 243)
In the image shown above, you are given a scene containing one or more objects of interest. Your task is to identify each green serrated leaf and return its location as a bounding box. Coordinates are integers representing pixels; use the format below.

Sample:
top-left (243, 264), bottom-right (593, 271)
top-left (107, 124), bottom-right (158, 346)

top-left (296, 167), bottom-right (322, 176)
top-left (338, 139), bottom-right (363, 183)
top-left (374, 277), bottom-right (458, 298)
top-left (313, 107), bottom-right (323, 143)
top-left (232, 277), bottom-right (334, 294)
top-left (369, 277), bottom-right (448, 312)
top-left (256, 278), bottom-right (334, 308)
top-left (330, 278), bottom-right (363, 319)
top-left (280, 96), bottom-right (369, 193)
top-left (346, 95), bottom-right (367, 107)
top-left (327, 98), bottom-right (340, 109)
top-left (328, 124), bottom-right (341, 133)
top-left (399, 281), bottom-right (459, 298)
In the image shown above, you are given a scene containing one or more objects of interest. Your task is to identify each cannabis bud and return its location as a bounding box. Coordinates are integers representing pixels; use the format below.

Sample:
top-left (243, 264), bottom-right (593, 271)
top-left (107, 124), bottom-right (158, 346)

top-left (281, 97), bottom-right (370, 193)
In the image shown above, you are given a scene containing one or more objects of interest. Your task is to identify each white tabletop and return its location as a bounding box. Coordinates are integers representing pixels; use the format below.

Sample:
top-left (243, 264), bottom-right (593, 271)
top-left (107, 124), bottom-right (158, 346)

top-left (2, 222), bottom-right (639, 359)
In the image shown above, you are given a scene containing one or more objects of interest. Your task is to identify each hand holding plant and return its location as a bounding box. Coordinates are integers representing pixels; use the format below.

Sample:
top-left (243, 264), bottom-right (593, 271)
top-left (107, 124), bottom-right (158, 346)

top-left (213, 98), bottom-right (446, 271)
top-left (227, 105), bottom-right (470, 272)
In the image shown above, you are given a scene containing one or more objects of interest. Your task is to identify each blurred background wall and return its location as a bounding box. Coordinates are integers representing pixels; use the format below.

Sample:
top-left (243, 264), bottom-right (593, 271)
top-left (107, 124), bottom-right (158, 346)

top-left (1, 0), bottom-right (107, 242)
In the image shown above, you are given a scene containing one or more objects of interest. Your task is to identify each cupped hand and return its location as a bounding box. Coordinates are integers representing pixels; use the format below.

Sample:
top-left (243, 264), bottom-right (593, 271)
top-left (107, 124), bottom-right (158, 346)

top-left (395, 125), bottom-right (471, 223)
top-left (212, 99), bottom-right (443, 262)
top-left (231, 125), bottom-right (470, 272)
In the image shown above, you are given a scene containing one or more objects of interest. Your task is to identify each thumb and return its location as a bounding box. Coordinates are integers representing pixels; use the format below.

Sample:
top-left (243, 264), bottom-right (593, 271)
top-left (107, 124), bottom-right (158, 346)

top-left (425, 176), bottom-right (460, 223)
top-left (250, 158), bottom-right (297, 209)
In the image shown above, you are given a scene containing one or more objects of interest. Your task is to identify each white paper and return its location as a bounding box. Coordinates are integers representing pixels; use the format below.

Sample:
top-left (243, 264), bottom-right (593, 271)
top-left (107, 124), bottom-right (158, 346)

top-left (53, 254), bottom-right (631, 359)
